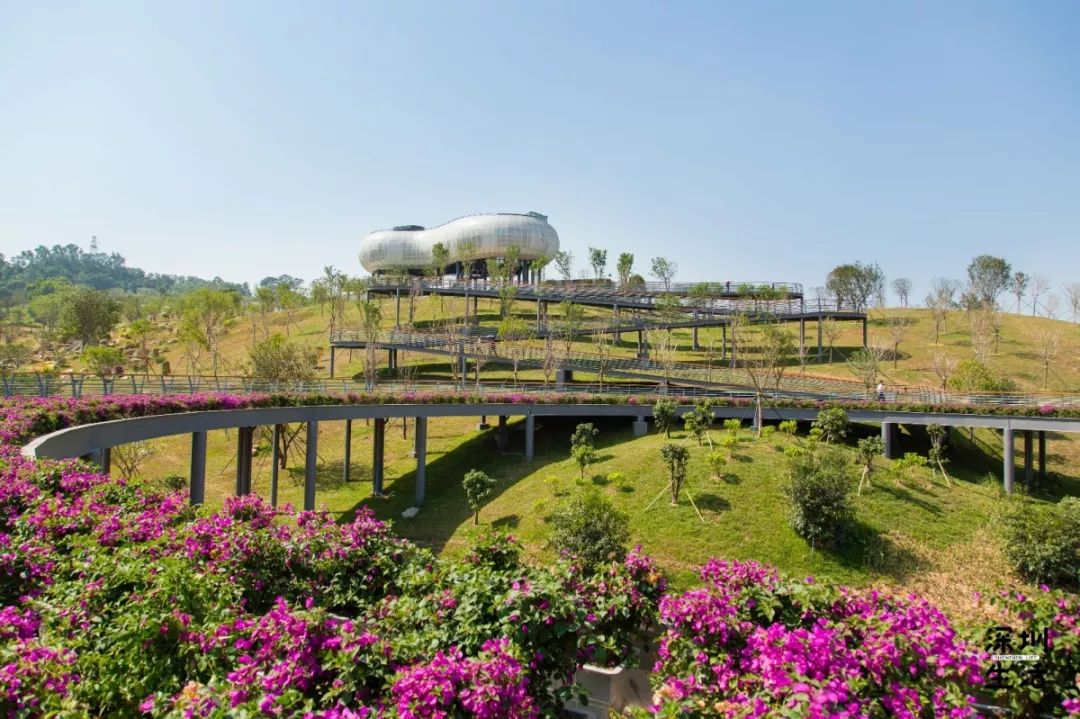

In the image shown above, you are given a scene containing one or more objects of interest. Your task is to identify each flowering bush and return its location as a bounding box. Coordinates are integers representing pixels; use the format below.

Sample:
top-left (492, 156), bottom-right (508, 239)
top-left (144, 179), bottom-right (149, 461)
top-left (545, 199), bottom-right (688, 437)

top-left (647, 559), bottom-right (986, 717)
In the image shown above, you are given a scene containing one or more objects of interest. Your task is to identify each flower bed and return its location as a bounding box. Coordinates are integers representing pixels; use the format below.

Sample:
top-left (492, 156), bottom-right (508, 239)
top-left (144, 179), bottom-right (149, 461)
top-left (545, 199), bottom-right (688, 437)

top-left (1, 393), bottom-right (1079, 717)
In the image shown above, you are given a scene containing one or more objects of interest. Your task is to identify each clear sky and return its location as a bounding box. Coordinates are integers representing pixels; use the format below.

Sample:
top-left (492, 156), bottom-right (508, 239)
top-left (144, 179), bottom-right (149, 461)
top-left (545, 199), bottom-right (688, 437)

top-left (2, 1), bottom-right (1078, 301)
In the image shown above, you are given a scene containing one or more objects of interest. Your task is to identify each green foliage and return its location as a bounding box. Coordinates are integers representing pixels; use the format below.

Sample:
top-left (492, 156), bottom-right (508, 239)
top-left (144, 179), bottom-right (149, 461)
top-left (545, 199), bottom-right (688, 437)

top-left (707, 451), bottom-right (727, 478)
top-left (722, 418), bottom-right (742, 434)
top-left (616, 252), bottom-right (634, 288)
top-left (81, 345), bottom-right (124, 378)
top-left (785, 448), bottom-right (854, 549)
top-left (825, 261), bottom-right (884, 311)
top-left (247, 334), bottom-right (316, 383)
top-left (813, 407), bottom-right (849, 444)
top-left (652, 399), bottom-right (677, 437)
top-left (997, 497), bottom-right (1080, 587)
top-left (462, 469), bottom-right (496, 525)
top-left (892, 452), bottom-right (928, 486)
top-left (855, 436), bottom-right (884, 494)
top-left (660, 443), bottom-right (690, 504)
top-left (682, 399), bottom-right (715, 446)
top-left (949, 358), bottom-right (1015, 392)
top-left (548, 490), bottom-right (631, 567)
top-left (966, 254), bottom-right (1012, 306)
top-left (569, 423), bottom-right (599, 479)
top-left (778, 420), bottom-right (798, 435)
top-left (60, 286), bottom-right (120, 346)
top-left (759, 425), bottom-right (777, 441)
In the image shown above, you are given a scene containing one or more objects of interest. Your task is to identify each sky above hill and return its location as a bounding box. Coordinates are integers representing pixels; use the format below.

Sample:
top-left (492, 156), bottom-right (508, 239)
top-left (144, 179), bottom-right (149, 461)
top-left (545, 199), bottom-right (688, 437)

top-left (2, 1), bottom-right (1078, 302)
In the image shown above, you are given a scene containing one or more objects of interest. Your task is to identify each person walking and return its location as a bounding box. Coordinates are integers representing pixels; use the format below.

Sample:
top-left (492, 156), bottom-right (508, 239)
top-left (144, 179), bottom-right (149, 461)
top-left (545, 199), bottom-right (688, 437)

top-left (876, 381), bottom-right (886, 402)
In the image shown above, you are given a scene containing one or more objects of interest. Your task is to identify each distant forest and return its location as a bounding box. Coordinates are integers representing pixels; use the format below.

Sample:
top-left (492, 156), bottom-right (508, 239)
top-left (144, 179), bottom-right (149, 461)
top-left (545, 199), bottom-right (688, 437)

top-left (0, 244), bottom-right (248, 304)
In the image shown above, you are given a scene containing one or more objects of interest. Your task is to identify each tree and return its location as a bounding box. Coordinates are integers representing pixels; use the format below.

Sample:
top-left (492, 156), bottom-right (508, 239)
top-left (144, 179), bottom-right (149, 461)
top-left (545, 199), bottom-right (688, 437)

top-left (590, 317), bottom-right (615, 389)
top-left (924, 278), bottom-right (958, 344)
top-left (570, 422), bottom-right (599, 480)
top-left (892, 452), bottom-right (928, 488)
top-left (846, 344), bottom-right (888, 397)
top-left (548, 491), bottom-right (630, 567)
top-left (430, 242), bottom-right (450, 281)
top-left (891, 277), bottom-right (912, 307)
top-left (248, 334), bottom-right (316, 383)
top-left (682, 399), bottom-right (715, 448)
top-left (1030, 276), bottom-right (1051, 317)
top-left (357, 300), bottom-right (382, 389)
top-left (178, 288), bottom-right (240, 377)
top-left (112, 440), bottom-right (158, 480)
top-left (650, 257), bottom-right (677, 291)
top-left (652, 398), bottom-right (677, 438)
top-left (820, 317), bottom-right (841, 362)
top-left (275, 284), bottom-right (305, 335)
top-left (926, 424), bottom-right (951, 486)
top-left (1032, 329), bottom-right (1061, 389)
top-left (884, 315), bottom-right (913, 368)
top-left (931, 352), bottom-right (958, 390)
top-left (785, 448), bottom-right (854, 550)
top-left (553, 250), bottom-right (574, 282)
top-left (127, 319), bottom-right (155, 374)
top-left (496, 316), bottom-right (534, 386)
top-left (616, 253), bottom-right (634, 289)
top-left (587, 247), bottom-right (607, 281)
top-left (81, 345), bottom-right (123, 379)
top-left (60, 287), bottom-right (120, 347)
top-left (855, 436), bottom-right (883, 495)
top-left (1010, 271), bottom-right (1029, 313)
top-left (825, 262), bottom-right (884, 311)
top-left (966, 255), bottom-right (1011, 307)
top-left (462, 469), bottom-right (496, 525)
top-left (0, 341), bottom-right (32, 376)
top-left (660, 443), bottom-right (690, 505)
top-left (731, 313), bottom-right (795, 434)
top-left (554, 301), bottom-right (584, 366)
top-left (812, 408), bottom-right (849, 444)
top-left (1065, 283), bottom-right (1080, 323)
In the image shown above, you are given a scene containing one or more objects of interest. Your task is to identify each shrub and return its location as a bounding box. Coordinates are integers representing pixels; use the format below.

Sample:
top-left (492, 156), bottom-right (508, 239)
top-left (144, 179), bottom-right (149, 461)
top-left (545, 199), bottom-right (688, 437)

top-left (707, 451), bottom-right (727, 478)
top-left (660, 443), bottom-right (690, 504)
top-left (813, 407), bottom-right (849, 444)
top-left (681, 399), bottom-right (715, 446)
top-left (548, 490), bottom-right (630, 567)
top-left (570, 422), bottom-right (599, 479)
top-left (997, 497), bottom-right (1080, 587)
top-left (785, 448), bottom-right (854, 549)
top-left (778, 419), bottom-right (798, 435)
top-left (950, 358), bottom-right (1015, 392)
top-left (462, 469), bottom-right (496, 524)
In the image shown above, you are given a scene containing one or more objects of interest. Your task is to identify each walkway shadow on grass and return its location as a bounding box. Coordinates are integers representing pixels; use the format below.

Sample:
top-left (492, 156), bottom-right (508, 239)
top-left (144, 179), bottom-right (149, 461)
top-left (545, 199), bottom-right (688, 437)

top-left (692, 493), bottom-right (731, 515)
top-left (286, 459), bottom-right (369, 492)
top-left (875, 483), bottom-right (944, 516)
top-left (335, 415), bottom-right (637, 555)
top-left (823, 519), bottom-right (928, 583)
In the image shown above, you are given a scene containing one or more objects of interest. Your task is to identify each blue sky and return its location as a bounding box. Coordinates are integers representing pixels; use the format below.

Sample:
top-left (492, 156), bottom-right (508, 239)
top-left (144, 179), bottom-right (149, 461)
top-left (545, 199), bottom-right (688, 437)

top-left (2, 1), bottom-right (1078, 301)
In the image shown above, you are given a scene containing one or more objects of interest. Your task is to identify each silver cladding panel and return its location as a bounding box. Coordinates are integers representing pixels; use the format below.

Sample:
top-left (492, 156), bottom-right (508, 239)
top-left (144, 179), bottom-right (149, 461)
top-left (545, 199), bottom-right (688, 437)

top-left (359, 213), bottom-right (560, 272)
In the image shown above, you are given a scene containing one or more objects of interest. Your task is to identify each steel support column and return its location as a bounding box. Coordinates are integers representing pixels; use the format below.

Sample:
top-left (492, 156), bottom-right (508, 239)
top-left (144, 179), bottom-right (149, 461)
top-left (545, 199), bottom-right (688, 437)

top-left (304, 421), bottom-right (318, 511)
top-left (817, 316), bottom-right (823, 359)
top-left (235, 427), bottom-right (253, 496)
top-left (414, 416), bottom-right (427, 505)
top-left (190, 431), bottom-right (207, 506)
top-left (343, 419), bottom-right (352, 483)
top-left (862, 318), bottom-right (868, 349)
top-left (270, 424), bottom-right (280, 507)
top-left (881, 422), bottom-right (895, 460)
top-left (373, 418), bottom-right (385, 495)
top-left (100, 447), bottom-right (111, 475)
top-left (1039, 430), bottom-right (1046, 478)
top-left (1024, 430), bottom-right (1033, 488)
top-left (329, 346), bottom-right (335, 379)
top-left (525, 414), bottom-right (535, 460)
top-left (1003, 428), bottom-right (1014, 494)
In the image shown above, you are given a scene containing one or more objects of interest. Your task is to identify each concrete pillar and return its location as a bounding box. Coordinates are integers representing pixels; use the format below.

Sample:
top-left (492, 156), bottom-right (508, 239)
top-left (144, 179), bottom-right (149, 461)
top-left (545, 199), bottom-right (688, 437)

top-left (329, 346), bottom-right (335, 379)
top-left (496, 415), bottom-right (509, 448)
top-left (1038, 431), bottom-right (1046, 478)
top-left (1024, 430), bottom-right (1033, 488)
top-left (189, 431), bottom-right (207, 506)
top-left (414, 416), bottom-right (427, 505)
top-left (235, 427), bottom-right (253, 496)
top-left (304, 421), bottom-right (318, 511)
top-left (270, 424), bottom-right (280, 507)
top-left (817, 316), bottom-right (823, 359)
top-left (525, 414), bottom-right (535, 460)
top-left (633, 418), bottom-right (648, 437)
top-left (536, 300), bottom-right (542, 334)
top-left (100, 447), bottom-right (111, 475)
top-left (373, 418), bottom-right (385, 495)
top-left (343, 419), bottom-right (352, 483)
top-left (692, 325), bottom-right (700, 351)
top-left (722, 324), bottom-right (727, 360)
top-left (862, 318), bottom-right (868, 349)
top-left (881, 422), bottom-right (895, 460)
top-left (1003, 428), bottom-right (1014, 494)
top-left (729, 324), bottom-right (737, 368)
top-left (799, 318), bottom-right (806, 358)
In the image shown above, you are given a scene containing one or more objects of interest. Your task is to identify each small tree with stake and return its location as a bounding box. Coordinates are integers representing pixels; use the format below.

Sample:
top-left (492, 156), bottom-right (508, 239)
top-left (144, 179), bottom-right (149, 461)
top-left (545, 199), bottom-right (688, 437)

top-left (682, 399), bottom-right (715, 448)
top-left (926, 424), bottom-right (952, 487)
top-left (462, 469), bottom-right (496, 525)
top-left (570, 423), bottom-right (599, 480)
top-left (855, 436), bottom-right (884, 495)
top-left (652, 399), bottom-right (677, 437)
top-left (660, 444), bottom-right (690, 505)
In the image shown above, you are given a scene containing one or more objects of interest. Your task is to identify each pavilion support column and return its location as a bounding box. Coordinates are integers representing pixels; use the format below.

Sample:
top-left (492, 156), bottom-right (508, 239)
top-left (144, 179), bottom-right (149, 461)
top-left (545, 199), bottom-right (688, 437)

top-left (817, 316), bottom-right (823, 359)
top-left (633, 418), bottom-right (648, 437)
top-left (1038, 431), bottom-right (1047, 478)
top-left (270, 424), bottom-right (281, 507)
top-left (190, 431), bottom-right (207, 506)
top-left (372, 418), bottom-right (385, 495)
top-left (799, 319), bottom-right (806, 358)
top-left (304, 421), bottom-right (319, 511)
top-left (343, 419), bottom-right (352, 483)
top-left (414, 417), bottom-right (427, 506)
top-left (881, 422), bottom-right (895, 460)
top-left (1003, 428), bottom-right (1015, 494)
top-left (329, 346), bottom-right (335, 379)
top-left (1024, 430), bottom-right (1034, 488)
top-left (235, 426), bottom-right (253, 496)
top-left (525, 414), bottom-right (535, 460)
top-left (721, 324), bottom-right (727, 360)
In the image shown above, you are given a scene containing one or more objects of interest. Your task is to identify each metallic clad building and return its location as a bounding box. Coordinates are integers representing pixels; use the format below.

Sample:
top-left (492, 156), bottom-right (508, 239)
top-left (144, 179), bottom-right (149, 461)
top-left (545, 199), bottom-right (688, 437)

top-left (359, 212), bottom-right (560, 274)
